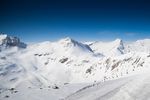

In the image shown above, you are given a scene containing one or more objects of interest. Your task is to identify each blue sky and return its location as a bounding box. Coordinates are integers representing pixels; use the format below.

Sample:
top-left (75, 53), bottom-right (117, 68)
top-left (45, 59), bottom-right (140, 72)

top-left (0, 0), bottom-right (150, 42)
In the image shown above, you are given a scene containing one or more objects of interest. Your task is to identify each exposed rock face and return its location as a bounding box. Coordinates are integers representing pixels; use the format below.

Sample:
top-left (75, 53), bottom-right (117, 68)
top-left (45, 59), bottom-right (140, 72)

top-left (115, 39), bottom-right (124, 54)
top-left (0, 34), bottom-right (26, 50)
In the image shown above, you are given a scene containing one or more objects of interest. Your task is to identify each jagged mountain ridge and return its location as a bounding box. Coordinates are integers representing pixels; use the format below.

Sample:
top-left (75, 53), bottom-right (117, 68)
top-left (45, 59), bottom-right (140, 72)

top-left (0, 34), bottom-right (26, 51)
top-left (1, 34), bottom-right (150, 100)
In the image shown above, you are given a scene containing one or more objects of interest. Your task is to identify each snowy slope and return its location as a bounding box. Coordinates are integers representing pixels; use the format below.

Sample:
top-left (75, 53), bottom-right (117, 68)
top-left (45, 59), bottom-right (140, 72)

top-left (0, 36), bottom-right (102, 89)
top-left (88, 39), bottom-right (124, 57)
top-left (66, 69), bottom-right (150, 100)
top-left (124, 39), bottom-right (150, 53)
top-left (1, 34), bottom-right (150, 100)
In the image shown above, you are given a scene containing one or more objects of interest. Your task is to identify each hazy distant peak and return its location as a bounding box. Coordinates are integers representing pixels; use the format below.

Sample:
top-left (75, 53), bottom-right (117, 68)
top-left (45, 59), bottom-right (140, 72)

top-left (113, 38), bottom-right (122, 43)
top-left (112, 38), bottom-right (123, 46)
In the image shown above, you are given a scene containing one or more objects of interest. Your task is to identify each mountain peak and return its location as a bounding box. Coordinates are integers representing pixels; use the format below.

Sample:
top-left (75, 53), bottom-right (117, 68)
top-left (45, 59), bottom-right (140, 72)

top-left (63, 37), bottom-right (73, 41)
top-left (59, 37), bottom-right (75, 44)
top-left (57, 37), bottom-right (93, 54)
top-left (0, 34), bottom-right (27, 50)
top-left (113, 38), bottom-right (122, 43)
top-left (112, 38), bottom-right (124, 54)
top-left (58, 37), bottom-right (78, 47)
top-left (112, 38), bottom-right (123, 46)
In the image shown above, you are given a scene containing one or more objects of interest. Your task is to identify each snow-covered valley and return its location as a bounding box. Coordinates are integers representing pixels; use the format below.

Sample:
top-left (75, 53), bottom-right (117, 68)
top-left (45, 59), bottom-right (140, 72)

top-left (1, 34), bottom-right (150, 100)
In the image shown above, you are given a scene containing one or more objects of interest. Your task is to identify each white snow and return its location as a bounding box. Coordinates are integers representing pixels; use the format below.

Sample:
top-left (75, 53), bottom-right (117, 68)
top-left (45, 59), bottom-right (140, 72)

top-left (88, 39), bottom-right (124, 57)
top-left (66, 69), bottom-right (150, 100)
top-left (0, 34), bottom-right (7, 45)
top-left (1, 34), bottom-right (150, 100)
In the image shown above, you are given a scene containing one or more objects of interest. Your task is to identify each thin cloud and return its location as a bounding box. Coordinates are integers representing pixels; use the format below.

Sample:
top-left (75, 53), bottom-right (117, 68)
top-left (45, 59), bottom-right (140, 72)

top-left (125, 32), bottom-right (136, 36)
top-left (97, 31), bottom-right (120, 35)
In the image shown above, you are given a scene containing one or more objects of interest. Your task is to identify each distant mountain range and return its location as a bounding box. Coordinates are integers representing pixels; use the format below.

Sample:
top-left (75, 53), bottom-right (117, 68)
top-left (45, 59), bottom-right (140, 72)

top-left (1, 34), bottom-right (150, 100)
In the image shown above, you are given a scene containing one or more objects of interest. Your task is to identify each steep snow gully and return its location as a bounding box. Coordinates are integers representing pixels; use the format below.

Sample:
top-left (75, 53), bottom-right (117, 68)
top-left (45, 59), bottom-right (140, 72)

top-left (1, 34), bottom-right (150, 100)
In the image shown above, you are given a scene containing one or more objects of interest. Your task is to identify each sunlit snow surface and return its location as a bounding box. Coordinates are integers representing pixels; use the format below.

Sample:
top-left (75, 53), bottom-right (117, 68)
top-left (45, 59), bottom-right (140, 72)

top-left (1, 35), bottom-right (150, 100)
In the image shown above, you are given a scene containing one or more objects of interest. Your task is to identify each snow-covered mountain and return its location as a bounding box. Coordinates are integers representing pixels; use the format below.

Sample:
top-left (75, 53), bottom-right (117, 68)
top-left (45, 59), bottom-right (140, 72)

top-left (124, 39), bottom-right (150, 53)
top-left (0, 34), bottom-right (26, 51)
top-left (87, 39), bottom-right (124, 56)
top-left (1, 34), bottom-right (150, 100)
